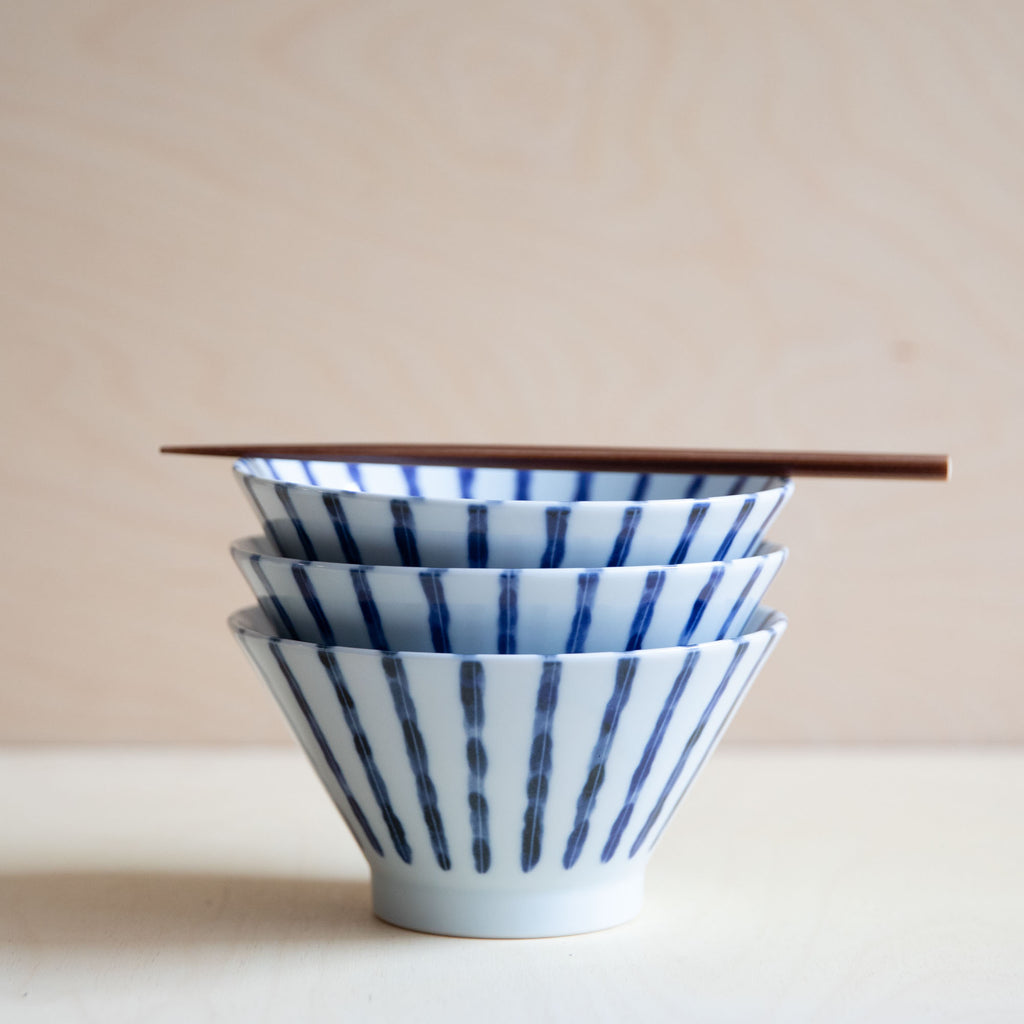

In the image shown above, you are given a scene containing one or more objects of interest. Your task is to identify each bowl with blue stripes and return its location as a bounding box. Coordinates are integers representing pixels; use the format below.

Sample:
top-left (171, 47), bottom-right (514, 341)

top-left (231, 603), bottom-right (787, 937)
top-left (231, 535), bottom-right (787, 655)
top-left (234, 458), bottom-right (793, 569)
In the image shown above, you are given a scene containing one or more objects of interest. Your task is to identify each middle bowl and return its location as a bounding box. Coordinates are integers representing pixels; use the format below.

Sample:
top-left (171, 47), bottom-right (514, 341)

top-left (232, 535), bottom-right (787, 655)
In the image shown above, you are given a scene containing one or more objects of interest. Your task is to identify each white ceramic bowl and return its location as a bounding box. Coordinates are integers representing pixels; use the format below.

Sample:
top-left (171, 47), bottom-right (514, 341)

top-left (235, 458), bottom-right (793, 569)
top-left (232, 535), bottom-right (786, 654)
top-left (231, 604), bottom-right (787, 937)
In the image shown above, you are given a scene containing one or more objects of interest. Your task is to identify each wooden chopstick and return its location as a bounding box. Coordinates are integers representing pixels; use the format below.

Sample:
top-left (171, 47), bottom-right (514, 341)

top-left (160, 443), bottom-right (950, 480)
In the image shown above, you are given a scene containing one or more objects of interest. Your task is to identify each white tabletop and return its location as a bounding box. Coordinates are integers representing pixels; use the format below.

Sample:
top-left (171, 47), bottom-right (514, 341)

top-left (1, 746), bottom-right (1021, 1023)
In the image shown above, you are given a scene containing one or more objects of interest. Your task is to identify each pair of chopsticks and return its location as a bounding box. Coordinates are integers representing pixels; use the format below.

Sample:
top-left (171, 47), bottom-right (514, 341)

top-left (160, 444), bottom-right (950, 481)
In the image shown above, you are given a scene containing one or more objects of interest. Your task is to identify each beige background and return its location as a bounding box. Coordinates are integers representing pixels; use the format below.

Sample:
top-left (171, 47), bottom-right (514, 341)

top-left (1, 0), bottom-right (1020, 743)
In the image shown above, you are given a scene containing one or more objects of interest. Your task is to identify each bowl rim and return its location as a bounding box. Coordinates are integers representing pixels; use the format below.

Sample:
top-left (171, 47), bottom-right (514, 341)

top-left (230, 604), bottom-right (787, 664)
top-left (233, 458), bottom-right (794, 511)
top-left (230, 534), bottom-right (789, 577)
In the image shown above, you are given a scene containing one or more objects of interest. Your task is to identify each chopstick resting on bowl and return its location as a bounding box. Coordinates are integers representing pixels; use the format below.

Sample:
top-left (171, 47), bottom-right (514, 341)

top-left (160, 443), bottom-right (951, 481)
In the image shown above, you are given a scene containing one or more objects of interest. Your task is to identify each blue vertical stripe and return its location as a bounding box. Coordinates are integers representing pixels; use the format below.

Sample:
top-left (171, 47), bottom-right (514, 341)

top-left (300, 461), bottom-right (318, 485)
top-left (606, 506), bottom-right (643, 567)
top-left (460, 661), bottom-right (491, 874)
top-left (265, 459), bottom-right (282, 481)
top-left (562, 657), bottom-right (638, 869)
top-left (391, 499), bottom-right (421, 566)
top-left (241, 476), bottom-right (287, 555)
top-left (346, 463), bottom-right (365, 491)
top-left (458, 467), bottom-right (476, 499)
top-left (349, 568), bottom-right (390, 650)
top-left (521, 660), bottom-right (562, 872)
top-left (629, 641), bottom-right (751, 858)
top-left (515, 470), bottom-right (531, 500)
top-left (467, 504), bottom-right (488, 568)
top-left (626, 570), bottom-right (668, 651)
top-left (669, 502), bottom-right (709, 564)
top-left (274, 484), bottom-right (317, 560)
top-left (401, 465), bottom-right (421, 497)
top-left (321, 492), bottom-right (364, 564)
top-left (646, 635), bottom-right (779, 851)
top-left (677, 565), bottom-right (725, 645)
top-left (685, 475), bottom-right (705, 499)
top-left (498, 571), bottom-right (519, 654)
top-left (292, 563), bottom-right (336, 646)
top-left (317, 649), bottom-right (412, 862)
top-left (600, 650), bottom-right (701, 862)
top-left (248, 555), bottom-right (299, 640)
top-left (728, 475), bottom-right (750, 496)
top-left (419, 570), bottom-right (452, 653)
top-left (541, 507), bottom-right (570, 568)
top-left (266, 640), bottom-right (383, 858)
top-left (630, 474), bottom-right (650, 502)
top-left (716, 563), bottom-right (763, 640)
top-left (743, 486), bottom-right (789, 556)
top-left (573, 472), bottom-right (593, 501)
top-left (380, 655), bottom-right (451, 870)
top-left (713, 497), bottom-right (755, 561)
top-left (564, 571), bottom-right (601, 654)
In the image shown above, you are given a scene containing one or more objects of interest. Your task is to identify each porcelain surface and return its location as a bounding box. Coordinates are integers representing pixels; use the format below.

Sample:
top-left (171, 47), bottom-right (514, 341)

top-left (234, 458), bottom-right (794, 569)
top-left (232, 535), bottom-right (786, 654)
top-left (231, 604), bottom-right (787, 937)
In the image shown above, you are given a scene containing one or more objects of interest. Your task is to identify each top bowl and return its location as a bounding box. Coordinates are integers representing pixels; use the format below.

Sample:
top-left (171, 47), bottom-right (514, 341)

top-left (235, 458), bottom-right (793, 569)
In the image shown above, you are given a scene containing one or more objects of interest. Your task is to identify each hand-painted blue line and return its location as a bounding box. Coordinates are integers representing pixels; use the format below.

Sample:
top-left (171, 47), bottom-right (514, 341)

top-left (541, 508), bottom-right (570, 568)
top-left (248, 555), bottom-right (299, 639)
top-left (321, 492), bottom-right (363, 564)
top-left (240, 476), bottom-right (287, 555)
top-left (573, 472), bottom-right (593, 502)
top-left (521, 660), bottom-right (562, 872)
top-left (460, 660), bottom-right (491, 873)
top-left (626, 570), bottom-right (668, 651)
top-left (467, 504), bottom-right (488, 568)
top-left (713, 497), bottom-right (755, 561)
top-left (391, 499), bottom-right (421, 566)
top-left (346, 463), bottom-right (365, 491)
top-left (265, 639), bottom-right (383, 858)
top-left (562, 657), bottom-right (639, 868)
top-left (274, 484), bottom-right (317, 560)
top-left (600, 650), bottom-right (700, 862)
top-left (669, 502), bottom-right (709, 564)
top-left (728, 475), bottom-right (750, 496)
top-left (300, 461), bottom-right (318, 485)
top-left (629, 641), bottom-right (751, 858)
top-left (292, 563), bottom-right (336, 645)
top-left (742, 486), bottom-right (790, 556)
top-left (419, 570), bottom-right (452, 653)
top-left (607, 506), bottom-right (642, 567)
top-left (630, 474), bottom-right (650, 502)
top-left (458, 467), bottom-right (476, 499)
top-left (265, 459), bottom-right (282, 481)
top-left (645, 635), bottom-right (780, 852)
top-left (715, 563), bottom-right (764, 640)
top-left (498, 571), bottom-right (519, 654)
top-left (564, 571), bottom-right (601, 654)
top-left (515, 470), bottom-right (531, 500)
top-left (684, 475), bottom-right (705, 499)
top-left (318, 649), bottom-right (412, 863)
top-left (380, 655), bottom-right (451, 870)
top-left (348, 568), bottom-right (390, 650)
top-left (677, 565), bottom-right (725, 645)
top-left (401, 465), bottom-right (421, 497)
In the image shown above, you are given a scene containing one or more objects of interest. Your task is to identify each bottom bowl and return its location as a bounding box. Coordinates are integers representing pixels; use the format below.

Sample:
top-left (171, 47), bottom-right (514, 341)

top-left (231, 605), bottom-right (787, 938)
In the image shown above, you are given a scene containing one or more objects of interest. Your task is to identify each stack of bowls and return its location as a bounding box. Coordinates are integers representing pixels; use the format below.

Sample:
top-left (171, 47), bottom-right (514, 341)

top-left (229, 457), bottom-right (793, 938)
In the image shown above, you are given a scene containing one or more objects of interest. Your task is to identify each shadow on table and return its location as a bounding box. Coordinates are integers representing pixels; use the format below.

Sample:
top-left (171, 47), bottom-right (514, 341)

top-left (0, 870), bottom-right (422, 949)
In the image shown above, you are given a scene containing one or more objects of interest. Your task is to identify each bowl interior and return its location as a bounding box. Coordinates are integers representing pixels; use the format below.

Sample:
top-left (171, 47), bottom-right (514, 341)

top-left (237, 458), bottom-right (784, 503)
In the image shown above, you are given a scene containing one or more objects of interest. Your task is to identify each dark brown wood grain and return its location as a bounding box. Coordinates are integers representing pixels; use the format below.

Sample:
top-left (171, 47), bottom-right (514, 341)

top-left (160, 443), bottom-right (950, 480)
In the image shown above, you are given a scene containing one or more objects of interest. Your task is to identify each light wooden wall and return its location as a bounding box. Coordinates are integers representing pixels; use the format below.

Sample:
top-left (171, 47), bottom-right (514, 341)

top-left (2, 0), bottom-right (1021, 743)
